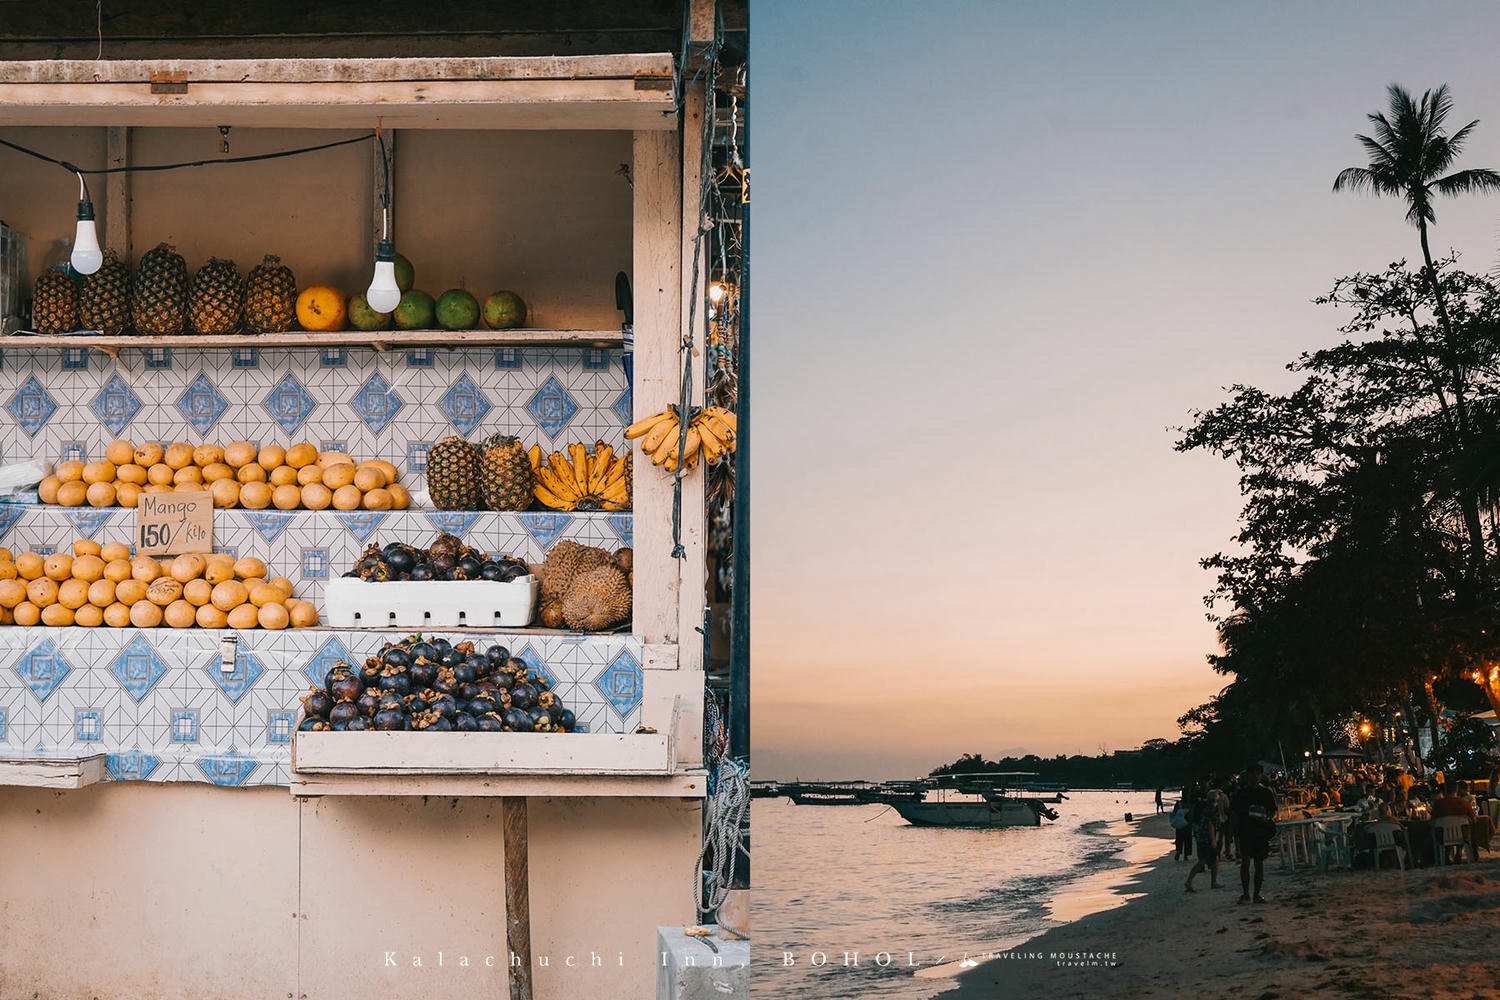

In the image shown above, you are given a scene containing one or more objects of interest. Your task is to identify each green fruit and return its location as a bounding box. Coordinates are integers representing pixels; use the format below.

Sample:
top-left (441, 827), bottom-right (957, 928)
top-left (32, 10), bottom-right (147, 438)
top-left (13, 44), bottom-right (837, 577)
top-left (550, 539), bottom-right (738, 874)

top-left (482, 291), bottom-right (528, 330)
top-left (348, 294), bottom-right (392, 331)
top-left (393, 290), bottom-right (436, 330)
top-left (435, 289), bottom-right (481, 331)
top-left (394, 254), bottom-right (415, 293)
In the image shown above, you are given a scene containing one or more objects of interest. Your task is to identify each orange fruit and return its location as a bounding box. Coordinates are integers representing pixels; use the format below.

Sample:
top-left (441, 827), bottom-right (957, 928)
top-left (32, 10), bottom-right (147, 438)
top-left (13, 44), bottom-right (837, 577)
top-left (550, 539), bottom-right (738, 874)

top-left (236, 463), bottom-right (267, 484)
top-left (12, 601), bottom-right (40, 626)
top-left (72, 540), bottom-right (102, 557)
top-left (56, 481), bottom-right (88, 507)
top-left (100, 542), bottom-right (130, 562)
top-left (257, 444), bottom-right (286, 471)
top-left (73, 603), bottom-right (105, 628)
top-left (26, 577), bottom-right (59, 608)
top-left (38, 475), bottom-right (60, 504)
top-left (71, 554), bottom-right (105, 582)
top-left (133, 443), bottom-right (165, 466)
top-left (300, 483), bottom-right (332, 511)
top-left (103, 602), bottom-right (132, 627)
top-left (57, 578), bottom-right (89, 610)
top-left (116, 482), bottom-right (142, 507)
top-left (295, 286), bottom-right (347, 332)
top-left (332, 485), bottom-right (362, 510)
top-left (183, 578), bottom-right (213, 607)
top-left (196, 604), bottom-right (230, 628)
top-left (15, 552), bottom-right (44, 580)
top-left (211, 580), bottom-right (249, 611)
top-left (43, 553), bottom-right (73, 581)
top-left (192, 444), bottom-right (224, 467)
top-left (86, 481), bottom-right (117, 507)
top-left (105, 440), bottom-right (134, 465)
top-left (129, 600), bottom-right (163, 628)
top-left (147, 463), bottom-right (174, 485)
top-left (164, 443), bottom-right (194, 470)
top-left (272, 484), bottom-right (302, 510)
top-left (233, 557), bottom-right (267, 580)
top-left (41, 603), bottom-right (74, 627)
top-left (55, 459), bottom-right (85, 483)
top-left (257, 602), bottom-right (290, 630)
top-left (321, 463), bottom-right (356, 489)
top-left (87, 578), bottom-right (117, 607)
top-left (114, 579), bottom-right (148, 605)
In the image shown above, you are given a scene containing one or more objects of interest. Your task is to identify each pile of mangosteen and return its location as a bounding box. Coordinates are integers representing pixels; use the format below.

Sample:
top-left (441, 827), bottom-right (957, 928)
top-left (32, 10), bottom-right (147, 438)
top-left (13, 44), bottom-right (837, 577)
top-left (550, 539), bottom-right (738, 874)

top-left (345, 532), bottom-right (532, 582)
top-left (297, 633), bottom-right (575, 733)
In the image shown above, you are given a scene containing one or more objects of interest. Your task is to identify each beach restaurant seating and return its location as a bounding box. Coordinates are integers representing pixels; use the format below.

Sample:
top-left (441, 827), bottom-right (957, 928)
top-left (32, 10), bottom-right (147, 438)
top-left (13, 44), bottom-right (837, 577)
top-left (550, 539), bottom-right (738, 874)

top-left (1431, 816), bottom-right (1475, 866)
top-left (1368, 821), bottom-right (1409, 871)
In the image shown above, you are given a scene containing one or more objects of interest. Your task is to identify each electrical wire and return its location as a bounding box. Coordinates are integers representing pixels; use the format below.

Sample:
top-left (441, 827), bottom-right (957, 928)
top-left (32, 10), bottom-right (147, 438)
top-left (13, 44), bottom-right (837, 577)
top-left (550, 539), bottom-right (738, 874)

top-left (0, 132), bottom-right (375, 180)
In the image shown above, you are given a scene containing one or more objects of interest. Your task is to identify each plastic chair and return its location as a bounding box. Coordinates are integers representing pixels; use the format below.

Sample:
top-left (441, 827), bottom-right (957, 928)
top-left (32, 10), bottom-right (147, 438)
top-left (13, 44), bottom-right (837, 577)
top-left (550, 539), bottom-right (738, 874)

top-left (1315, 820), bottom-right (1350, 871)
top-left (1368, 822), bottom-right (1408, 871)
top-left (1431, 816), bottom-right (1473, 865)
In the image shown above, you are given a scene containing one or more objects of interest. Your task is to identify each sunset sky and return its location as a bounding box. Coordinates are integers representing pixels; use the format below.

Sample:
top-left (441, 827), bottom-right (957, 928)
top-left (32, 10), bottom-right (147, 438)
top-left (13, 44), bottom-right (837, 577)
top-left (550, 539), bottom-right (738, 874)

top-left (750, 0), bottom-right (1500, 779)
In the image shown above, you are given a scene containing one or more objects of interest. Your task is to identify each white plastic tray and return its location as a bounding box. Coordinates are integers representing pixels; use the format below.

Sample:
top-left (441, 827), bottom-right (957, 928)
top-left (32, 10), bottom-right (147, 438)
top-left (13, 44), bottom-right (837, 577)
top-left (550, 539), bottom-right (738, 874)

top-left (323, 575), bottom-right (538, 628)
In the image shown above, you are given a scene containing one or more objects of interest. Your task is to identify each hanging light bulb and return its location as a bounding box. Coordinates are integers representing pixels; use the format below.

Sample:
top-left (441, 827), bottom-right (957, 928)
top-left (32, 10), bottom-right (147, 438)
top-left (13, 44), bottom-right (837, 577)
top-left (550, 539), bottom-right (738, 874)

top-left (70, 173), bottom-right (102, 275)
top-left (366, 238), bottom-right (401, 313)
top-left (365, 130), bottom-right (400, 313)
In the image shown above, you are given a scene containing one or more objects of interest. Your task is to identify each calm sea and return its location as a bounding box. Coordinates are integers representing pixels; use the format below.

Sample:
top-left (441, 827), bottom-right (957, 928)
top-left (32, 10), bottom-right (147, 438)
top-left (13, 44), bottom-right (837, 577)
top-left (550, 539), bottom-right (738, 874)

top-left (752, 789), bottom-right (1170, 998)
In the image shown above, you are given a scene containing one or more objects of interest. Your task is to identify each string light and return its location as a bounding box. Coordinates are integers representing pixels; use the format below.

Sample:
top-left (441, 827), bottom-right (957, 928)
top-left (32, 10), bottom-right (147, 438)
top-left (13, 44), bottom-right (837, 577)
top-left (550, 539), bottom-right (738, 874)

top-left (70, 172), bottom-right (101, 275)
top-left (365, 130), bottom-right (400, 313)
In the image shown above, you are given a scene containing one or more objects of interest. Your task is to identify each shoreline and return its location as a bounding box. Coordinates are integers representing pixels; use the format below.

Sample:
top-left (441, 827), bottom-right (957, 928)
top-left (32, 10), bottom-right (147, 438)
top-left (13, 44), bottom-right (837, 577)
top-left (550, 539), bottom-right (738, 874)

top-left (937, 813), bottom-right (1500, 999)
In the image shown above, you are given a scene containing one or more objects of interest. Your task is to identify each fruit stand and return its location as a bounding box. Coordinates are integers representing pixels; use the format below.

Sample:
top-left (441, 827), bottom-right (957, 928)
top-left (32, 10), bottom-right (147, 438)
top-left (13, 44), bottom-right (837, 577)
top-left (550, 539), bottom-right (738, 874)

top-left (0, 26), bottom-right (723, 1000)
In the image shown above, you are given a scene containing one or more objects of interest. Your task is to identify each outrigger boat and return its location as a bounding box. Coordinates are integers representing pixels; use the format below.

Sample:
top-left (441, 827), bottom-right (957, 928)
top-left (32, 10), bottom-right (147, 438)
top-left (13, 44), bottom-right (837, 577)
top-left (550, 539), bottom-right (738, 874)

top-left (891, 772), bottom-right (1060, 828)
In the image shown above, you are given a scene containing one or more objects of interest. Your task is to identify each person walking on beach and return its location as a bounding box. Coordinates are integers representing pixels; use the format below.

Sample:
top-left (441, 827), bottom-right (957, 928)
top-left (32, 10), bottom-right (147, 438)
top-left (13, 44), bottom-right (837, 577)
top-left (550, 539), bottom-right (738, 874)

top-left (1229, 764), bottom-right (1277, 904)
top-left (1184, 781), bottom-right (1221, 892)
top-left (1170, 787), bottom-right (1194, 861)
top-left (1156, 785), bottom-right (1165, 814)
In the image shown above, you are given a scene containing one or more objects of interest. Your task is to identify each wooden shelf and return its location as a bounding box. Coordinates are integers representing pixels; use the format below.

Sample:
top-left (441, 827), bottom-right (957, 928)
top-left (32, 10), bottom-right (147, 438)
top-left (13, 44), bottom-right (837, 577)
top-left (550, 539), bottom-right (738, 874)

top-left (0, 754), bottom-right (106, 789)
top-left (1, 329), bottom-right (623, 355)
top-left (289, 770), bottom-right (707, 798)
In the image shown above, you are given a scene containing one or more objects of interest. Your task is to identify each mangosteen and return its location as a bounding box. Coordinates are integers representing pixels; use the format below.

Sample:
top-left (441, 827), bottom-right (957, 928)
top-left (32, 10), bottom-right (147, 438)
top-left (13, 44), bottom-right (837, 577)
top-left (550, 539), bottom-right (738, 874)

top-left (468, 695), bottom-right (499, 717)
top-left (467, 652), bottom-right (490, 672)
top-left (453, 664), bottom-right (477, 685)
top-left (372, 709), bottom-right (406, 731)
top-left (302, 689), bottom-right (335, 719)
top-left (499, 564), bottom-right (530, 582)
top-left (427, 716), bottom-right (454, 732)
top-left (457, 555), bottom-right (482, 576)
top-left (409, 564), bottom-right (433, 581)
top-left (387, 547), bottom-right (416, 574)
top-left (510, 683), bottom-right (538, 710)
top-left (329, 702), bottom-right (362, 726)
top-left (431, 695), bottom-right (458, 721)
top-left (410, 641), bottom-right (437, 661)
top-left (455, 682), bottom-right (481, 703)
top-left (490, 671), bottom-right (515, 692)
top-left (430, 553), bottom-right (457, 576)
top-left (409, 661), bottom-right (437, 688)
top-left (503, 708), bottom-right (533, 732)
top-left (477, 713), bottom-right (504, 732)
top-left (440, 648), bottom-right (464, 668)
top-left (454, 713), bottom-right (478, 732)
top-left (378, 673), bottom-right (412, 696)
top-left (359, 661), bottom-right (383, 686)
top-left (356, 690), bottom-right (382, 717)
top-left (381, 647), bottom-right (412, 669)
top-left (347, 717), bottom-right (371, 731)
top-left (537, 691), bottom-right (557, 711)
top-left (297, 717), bottom-right (324, 732)
top-left (486, 645), bottom-right (510, 664)
top-left (528, 708), bottom-right (553, 731)
top-left (406, 696), bottom-right (430, 714)
top-left (330, 675), bottom-right (364, 703)
top-left (331, 719), bottom-right (350, 731)
top-left (377, 693), bottom-right (406, 714)
top-left (557, 709), bottom-right (576, 732)
top-left (505, 656), bottom-right (529, 674)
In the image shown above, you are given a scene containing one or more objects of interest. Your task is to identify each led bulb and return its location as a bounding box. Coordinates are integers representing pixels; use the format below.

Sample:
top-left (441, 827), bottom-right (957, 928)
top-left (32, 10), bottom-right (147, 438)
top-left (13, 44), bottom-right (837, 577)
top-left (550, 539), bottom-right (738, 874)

top-left (708, 282), bottom-right (727, 304)
top-left (366, 241), bottom-right (401, 313)
top-left (71, 200), bottom-right (102, 275)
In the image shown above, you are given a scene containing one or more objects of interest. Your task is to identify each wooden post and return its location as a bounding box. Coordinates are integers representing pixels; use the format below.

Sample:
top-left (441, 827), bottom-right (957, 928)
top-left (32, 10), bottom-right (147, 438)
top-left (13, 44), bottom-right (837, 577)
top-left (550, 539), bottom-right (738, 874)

top-left (373, 127), bottom-right (394, 250)
top-left (675, 14), bottom-right (711, 674)
top-left (502, 796), bottom-right (532, 1000)
top-left (631, 130), bottom-right (682, 646)
top-left (104, 126), bottom-right (130, 259)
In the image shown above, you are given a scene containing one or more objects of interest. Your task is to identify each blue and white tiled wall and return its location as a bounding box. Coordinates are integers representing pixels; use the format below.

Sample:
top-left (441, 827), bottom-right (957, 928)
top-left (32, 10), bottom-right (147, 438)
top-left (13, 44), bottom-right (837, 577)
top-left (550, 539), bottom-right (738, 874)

top-left (0, 506), bottom-right (631, 605)
top-left (0, 626), bottom-right (646, 786)
top-left (0, 345), bottom-right (630, 489)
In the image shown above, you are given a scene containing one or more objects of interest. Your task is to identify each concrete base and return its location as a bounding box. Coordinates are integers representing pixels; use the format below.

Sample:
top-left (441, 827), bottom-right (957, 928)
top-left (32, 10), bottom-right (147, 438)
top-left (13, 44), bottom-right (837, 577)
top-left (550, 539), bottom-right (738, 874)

top-left (656, 926), bottom-right (749, 1000)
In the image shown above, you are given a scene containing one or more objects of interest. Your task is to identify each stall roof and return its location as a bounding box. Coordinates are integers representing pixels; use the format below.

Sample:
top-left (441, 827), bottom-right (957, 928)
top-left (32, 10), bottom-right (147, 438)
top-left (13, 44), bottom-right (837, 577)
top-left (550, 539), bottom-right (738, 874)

top-left (0, 55), bottom-right (678, 129)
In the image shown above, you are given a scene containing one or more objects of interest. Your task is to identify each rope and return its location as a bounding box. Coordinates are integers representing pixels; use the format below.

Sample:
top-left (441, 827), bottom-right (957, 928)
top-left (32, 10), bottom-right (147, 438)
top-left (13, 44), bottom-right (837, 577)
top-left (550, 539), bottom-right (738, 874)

top-left (695, 756), bottom-right (749, 917)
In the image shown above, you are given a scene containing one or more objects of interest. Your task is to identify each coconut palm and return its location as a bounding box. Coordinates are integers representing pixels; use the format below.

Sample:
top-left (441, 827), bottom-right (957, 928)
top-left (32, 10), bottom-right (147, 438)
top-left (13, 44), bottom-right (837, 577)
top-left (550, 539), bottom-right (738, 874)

top-left (1333, 84), bottom-right (1500, 333)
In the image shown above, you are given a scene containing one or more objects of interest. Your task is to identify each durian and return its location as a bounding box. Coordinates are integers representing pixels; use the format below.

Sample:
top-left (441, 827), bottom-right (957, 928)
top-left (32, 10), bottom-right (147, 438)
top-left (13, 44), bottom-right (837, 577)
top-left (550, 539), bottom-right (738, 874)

top-left (539, 540), bottom-right (615, 604)
top-left (561, 565), bottom-right (632, 631)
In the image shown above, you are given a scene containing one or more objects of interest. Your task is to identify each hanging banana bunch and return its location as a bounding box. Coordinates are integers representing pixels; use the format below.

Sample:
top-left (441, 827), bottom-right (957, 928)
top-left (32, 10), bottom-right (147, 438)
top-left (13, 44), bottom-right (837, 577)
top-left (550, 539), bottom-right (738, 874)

top-left (624, 404), bottom-right (737, 473)
top-left (528, 441), bottom-right (632, 511)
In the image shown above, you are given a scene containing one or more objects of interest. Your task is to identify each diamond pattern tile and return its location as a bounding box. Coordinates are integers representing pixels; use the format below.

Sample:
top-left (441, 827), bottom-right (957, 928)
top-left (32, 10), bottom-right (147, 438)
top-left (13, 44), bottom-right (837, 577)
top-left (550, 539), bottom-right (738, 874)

top-left (90, 374), bottom-right (143, 435)
top-left (108, 634), bottom-right (169, 702)
top-left (593, 648), bottom-right (643, 719)
top-left (439, 374), bottom-right (491, 435)
top-left (526, 375), bottom-right (579, 440)
top-left (350, 373), bottom-right (404, 433)
top-left (263, 372), bottom-right (318, 434)
top-left (7, 376), bottom-right (57, 437)
top-left (175, 373), bottom-right (229, 435)
top-left (13, 638), bottom-right (72, 703)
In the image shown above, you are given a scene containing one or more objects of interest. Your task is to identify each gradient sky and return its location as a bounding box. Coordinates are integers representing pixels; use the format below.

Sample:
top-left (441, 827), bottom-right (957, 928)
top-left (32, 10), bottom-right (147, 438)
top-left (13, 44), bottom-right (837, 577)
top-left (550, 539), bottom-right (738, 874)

top-left (750, 0), bottom-right (1500, 779)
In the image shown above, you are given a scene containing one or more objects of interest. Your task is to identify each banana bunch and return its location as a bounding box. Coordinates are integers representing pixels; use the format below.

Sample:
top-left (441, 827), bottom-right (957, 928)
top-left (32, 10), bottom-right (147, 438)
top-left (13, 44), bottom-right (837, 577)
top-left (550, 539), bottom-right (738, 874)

top-left (528, 441), bottom-right (631, 512)
top-left (624, 404), bottom-right (738, 472)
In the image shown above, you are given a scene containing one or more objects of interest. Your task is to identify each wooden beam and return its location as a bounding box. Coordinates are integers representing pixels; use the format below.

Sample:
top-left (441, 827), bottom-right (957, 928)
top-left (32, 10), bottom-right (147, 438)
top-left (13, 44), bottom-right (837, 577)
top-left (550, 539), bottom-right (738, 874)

top-left (104, 127), bottom-right (130, 259)
top-left (0, 55), bottom-right (674, 84)
top-left (502, 796), bottom-right (533, 1000)
top-left (631, 129), bottom-right (682, 647)
top-left (1, 329), bottom-right (623, 351)
top-left (676, 74), bottom-right (708, 675)
top-left (287, 770), bottom-right (708, 798)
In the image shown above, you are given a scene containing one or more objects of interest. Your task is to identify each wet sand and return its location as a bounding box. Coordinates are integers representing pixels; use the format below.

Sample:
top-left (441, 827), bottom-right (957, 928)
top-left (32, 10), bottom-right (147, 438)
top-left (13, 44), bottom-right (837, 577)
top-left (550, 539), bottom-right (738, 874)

top-left (939, 813), bottom-right (1500, 999)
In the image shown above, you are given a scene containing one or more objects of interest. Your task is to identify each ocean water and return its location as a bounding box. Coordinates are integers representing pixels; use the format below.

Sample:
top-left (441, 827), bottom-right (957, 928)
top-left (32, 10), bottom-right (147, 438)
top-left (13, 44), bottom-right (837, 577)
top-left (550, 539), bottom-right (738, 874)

top-left (752, 789), bottom-right (1170, 998)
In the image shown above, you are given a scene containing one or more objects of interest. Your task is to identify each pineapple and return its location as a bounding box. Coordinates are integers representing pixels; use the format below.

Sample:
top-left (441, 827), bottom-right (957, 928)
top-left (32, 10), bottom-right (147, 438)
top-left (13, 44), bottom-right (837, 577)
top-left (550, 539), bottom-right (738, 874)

top-left (79, 250), bottom-right (131, 335)
top-left (32, 270), bottom-right (79, 334)
top-left (427, 436), bottom-right (481, 510)
top-left (130, 243), bottom-right (188, 334)
top-left (245, 254), bottom-right (296, 333)
top-left (188, 257), bottom-right (245, 335)
top-left (479, 433), bottom-right (535, 511)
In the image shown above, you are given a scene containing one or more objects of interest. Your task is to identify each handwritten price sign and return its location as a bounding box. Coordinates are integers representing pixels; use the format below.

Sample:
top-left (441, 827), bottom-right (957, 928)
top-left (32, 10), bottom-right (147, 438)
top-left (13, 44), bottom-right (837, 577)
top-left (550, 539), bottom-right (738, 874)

top-left (136, 492), bottom-right (213, 556)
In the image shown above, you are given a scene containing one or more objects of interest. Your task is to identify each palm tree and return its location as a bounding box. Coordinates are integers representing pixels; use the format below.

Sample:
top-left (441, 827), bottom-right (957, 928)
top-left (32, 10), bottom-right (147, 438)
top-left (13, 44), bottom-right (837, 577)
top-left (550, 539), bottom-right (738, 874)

top-left (1334, 84), bottom-right (1500, 573)
top-left (1333, 83), bottom-right (1500, 335)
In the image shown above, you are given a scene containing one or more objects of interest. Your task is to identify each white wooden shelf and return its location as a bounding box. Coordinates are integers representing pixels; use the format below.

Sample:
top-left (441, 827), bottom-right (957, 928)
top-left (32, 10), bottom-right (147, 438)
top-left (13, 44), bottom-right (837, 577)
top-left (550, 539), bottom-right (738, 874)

top-left (0, 754), bottom-right (106, 788)
top-left (2, 329), bottom-right (623, 355)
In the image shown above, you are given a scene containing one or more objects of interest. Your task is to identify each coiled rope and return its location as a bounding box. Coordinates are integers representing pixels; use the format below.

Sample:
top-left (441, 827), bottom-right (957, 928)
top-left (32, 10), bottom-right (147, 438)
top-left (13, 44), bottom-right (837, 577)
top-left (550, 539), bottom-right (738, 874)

top-left (695, 755), bottom-right (750, 922)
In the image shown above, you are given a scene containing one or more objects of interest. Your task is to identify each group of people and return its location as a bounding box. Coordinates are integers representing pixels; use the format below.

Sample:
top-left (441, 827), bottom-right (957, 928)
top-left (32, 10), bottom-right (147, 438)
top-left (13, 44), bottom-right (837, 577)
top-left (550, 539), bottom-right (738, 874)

top-left (1162, 765), bottom-right (1279, 904)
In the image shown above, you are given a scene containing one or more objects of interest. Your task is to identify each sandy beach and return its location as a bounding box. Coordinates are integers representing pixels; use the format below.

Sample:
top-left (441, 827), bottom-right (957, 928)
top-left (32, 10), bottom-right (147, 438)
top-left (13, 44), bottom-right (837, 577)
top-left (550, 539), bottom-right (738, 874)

top-left (939, 813), bottom-right (1500, 1000)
